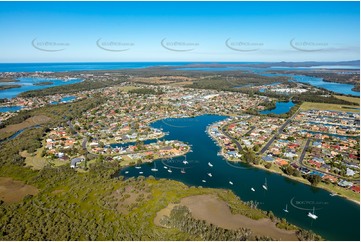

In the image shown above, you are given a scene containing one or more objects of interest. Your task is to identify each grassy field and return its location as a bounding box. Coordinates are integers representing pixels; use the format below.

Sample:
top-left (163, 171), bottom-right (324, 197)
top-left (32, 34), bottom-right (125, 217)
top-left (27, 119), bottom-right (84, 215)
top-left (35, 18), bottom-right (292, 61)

top-left (300, 102), bottom-right (359, 113)
top-left (117, 85), bottom-right (139, 92)
top-left (22, 142), bottom-right (48, 170)
top-left (333, 95), bottom-right (360, 105)
top-left (0, 115), bottom-right (51, 134)
top-left (169, 81), bottom-right (194, 86)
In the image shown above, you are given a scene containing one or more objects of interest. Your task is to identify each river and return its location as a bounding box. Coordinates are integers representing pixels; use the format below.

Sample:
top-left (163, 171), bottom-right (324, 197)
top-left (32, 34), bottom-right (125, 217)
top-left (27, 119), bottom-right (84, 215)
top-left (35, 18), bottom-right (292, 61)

top-left (0, 77), bottom-right (82, 99)
top-left (119, 115), bottom-right (360, 241)
top-left (178, 66), bottom-right (360, 96)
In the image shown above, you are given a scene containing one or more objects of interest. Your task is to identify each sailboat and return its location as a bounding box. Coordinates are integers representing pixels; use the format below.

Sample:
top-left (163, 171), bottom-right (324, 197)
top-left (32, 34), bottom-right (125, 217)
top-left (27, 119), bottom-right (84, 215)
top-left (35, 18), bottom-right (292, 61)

top-left (208, 162), bottom-right (213, 167)
top-left (251, 187), bottom-right (255, 192)
top-left (151, 163), bottom-right (158, 172)
top-left (202, 180), bottom-right (206, 183)
top-left (283, 204), bottom-right (289, 213)
top-left (229, 181), bottom-right (233, 185)
top-left (307, 207), bottom-right (318, 219)
top-left (181, 168), bottom-right (186, 174)
top-left (207, 173), bottom-right (212, 177)
top-left (168, 169), bottom-right (172, 173)
top-left (262, 178), bottom-right (268, 190)
top-left (183, 156), bottom-right (188, 165)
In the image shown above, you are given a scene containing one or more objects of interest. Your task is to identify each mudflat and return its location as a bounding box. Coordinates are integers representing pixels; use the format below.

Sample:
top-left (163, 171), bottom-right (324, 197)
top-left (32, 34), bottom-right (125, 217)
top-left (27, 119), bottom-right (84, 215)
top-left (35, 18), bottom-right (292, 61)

top-left (0, 177), bottom-right (38, 203)
top-left (155, 194), bottom-right (298, 241)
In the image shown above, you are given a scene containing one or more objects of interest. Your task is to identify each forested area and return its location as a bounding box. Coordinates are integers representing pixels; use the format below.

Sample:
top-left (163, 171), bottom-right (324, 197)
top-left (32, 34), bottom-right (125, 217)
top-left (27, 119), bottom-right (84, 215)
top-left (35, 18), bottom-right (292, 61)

top-left (160, 205), bottom-right (253, 240)
top-left (0, 85), bottom-right (21, 90)
top-left (185, 74), bottom-right (288, 91)
top-left (19, 77), bottom-right (127, 97)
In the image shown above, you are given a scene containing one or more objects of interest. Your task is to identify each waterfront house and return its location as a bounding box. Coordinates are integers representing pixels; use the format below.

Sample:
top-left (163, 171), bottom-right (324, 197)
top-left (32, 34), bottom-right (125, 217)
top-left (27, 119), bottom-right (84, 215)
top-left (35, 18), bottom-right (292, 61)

top-left (351, 185), bottom-right (360, 193)
top-left (262, 156), bottom-right (274, 163)
top-left (275, 158), bottom-right (288, 167)
top-left (322, 174), bottom-right (338, 183)
top-left (338, 180), bottom-right (353, 188)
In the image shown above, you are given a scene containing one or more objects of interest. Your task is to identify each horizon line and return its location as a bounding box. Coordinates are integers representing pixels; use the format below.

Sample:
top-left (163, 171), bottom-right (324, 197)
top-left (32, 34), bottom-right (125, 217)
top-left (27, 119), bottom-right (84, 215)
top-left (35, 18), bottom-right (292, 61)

top-left (0, 60), bottom-right (359, 64)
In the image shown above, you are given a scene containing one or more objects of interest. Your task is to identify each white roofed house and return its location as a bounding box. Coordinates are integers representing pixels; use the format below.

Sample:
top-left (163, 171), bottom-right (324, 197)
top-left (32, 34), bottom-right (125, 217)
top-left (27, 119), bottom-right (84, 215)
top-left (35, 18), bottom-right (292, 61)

top-left (346, 168), bottom-right (356, 177)
top-left (70, 157), bottom-right (85, 168)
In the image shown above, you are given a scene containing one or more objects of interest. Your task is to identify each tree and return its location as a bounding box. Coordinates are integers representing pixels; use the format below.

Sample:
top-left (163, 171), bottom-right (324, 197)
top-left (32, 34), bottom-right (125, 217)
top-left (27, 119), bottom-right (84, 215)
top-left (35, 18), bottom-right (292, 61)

top-left (285, 165), bottom-right (295, 175)
top-left (306, 174), bottom-right (321, 186)
top-left (264, 163), bottom-right (272, 169)
top-left (97, 154), bottom-right (104, 163)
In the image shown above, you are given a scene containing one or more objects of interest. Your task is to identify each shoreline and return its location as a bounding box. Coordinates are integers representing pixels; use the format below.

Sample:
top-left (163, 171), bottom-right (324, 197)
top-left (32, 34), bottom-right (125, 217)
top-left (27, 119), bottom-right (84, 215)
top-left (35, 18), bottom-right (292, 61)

top-left (207, 122), bottom-right (360, 205)
top-left (155, 194), bottom-right (299, 241)
top-left (118, 143), bottom-right (191, 168)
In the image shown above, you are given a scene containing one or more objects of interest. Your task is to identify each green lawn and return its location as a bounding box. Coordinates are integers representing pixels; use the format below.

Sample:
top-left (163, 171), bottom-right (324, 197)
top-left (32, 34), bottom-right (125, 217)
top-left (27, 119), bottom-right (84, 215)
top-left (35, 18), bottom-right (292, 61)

top-left (334, 95), bottom-right (360, 105)
top-left (300, 102), bottom-right (359, 113)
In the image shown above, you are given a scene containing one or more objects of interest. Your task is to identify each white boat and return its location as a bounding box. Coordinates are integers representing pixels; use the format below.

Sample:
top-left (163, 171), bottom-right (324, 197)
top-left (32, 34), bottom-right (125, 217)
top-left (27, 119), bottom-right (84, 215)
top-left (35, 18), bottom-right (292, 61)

top-left (251, 187), bottom-right (255, 192)
top-left (262, 178), bottom-right (268, 190)
top-left (135, 166), bottom-right (141, 169)
top-left (208, 162), bottom-right (213, 167)
top-left (139, 171), bottom-right (143, 174)
top-left (125, 171), bottom-right (129, 174)
top-left (207, 173), bottom-right (212, 177)
top-left (330, 193), bottom-right (337, 197)
top-left (164, 166), bottom-right (168, 169)
top-left (229, 181), bottom-right (233, 185)
top-left (181, 168), bottom-right (186, 174)
top-left (202, 180), bottom-right (206, 183)
top-left (151, 163), bottom-right (158, 172)
top-left (183, 155), bottom-right (188, 164)
top-left (283, 204), bottom-right (289, 213)
top-left (307, 207), bottom-right (318, 220)
top-left (168, 169), bottom-right (172, 173)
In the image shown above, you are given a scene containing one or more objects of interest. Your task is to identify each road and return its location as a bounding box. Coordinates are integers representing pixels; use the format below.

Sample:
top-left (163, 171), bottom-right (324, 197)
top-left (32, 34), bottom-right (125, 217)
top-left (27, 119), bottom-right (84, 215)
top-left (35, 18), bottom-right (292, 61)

top-left (245, 126), bottom-right (255, 135)
top-left (221, 124), bottom-right (243, 153)
top-left (258, 108), bottom-right (300, 154)
top-left (297, 138), bottom-right (359, 183)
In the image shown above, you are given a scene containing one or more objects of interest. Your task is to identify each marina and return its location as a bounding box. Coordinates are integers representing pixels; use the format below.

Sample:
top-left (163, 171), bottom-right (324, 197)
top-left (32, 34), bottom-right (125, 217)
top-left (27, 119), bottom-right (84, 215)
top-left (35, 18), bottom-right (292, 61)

top-left (119, 114), bottom-right (360, 241)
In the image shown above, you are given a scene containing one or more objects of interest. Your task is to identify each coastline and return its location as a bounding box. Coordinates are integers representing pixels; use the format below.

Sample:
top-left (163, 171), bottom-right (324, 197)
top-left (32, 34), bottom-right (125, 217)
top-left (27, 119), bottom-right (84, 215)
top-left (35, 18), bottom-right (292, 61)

top-left (118, 142), bottom-right (191, 168)
top-left (207, 122), bottom-right (360, 205)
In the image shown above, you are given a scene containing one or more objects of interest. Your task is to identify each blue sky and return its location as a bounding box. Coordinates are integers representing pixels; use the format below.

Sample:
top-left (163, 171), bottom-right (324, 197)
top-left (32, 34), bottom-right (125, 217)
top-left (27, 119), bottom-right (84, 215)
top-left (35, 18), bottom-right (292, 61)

top-left (0, 1), bottom-right (359, 62)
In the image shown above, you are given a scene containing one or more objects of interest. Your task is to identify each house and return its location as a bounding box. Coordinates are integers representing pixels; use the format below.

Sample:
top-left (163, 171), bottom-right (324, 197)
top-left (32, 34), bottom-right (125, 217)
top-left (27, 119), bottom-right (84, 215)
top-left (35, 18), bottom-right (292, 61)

top-left (227, 151), bottom-right (241, 158)
top-left (275, 158), bottom-right (288, 167)
top-left (338, 180), bottom-right (353, 188)
top-left (308, 160), bottom-right (322, 168)
top-left (262, 156), bottom-right (274, 163)
top-left (351, 185), bottom-right (360, 193)
top-left (322, 174), bottom-right (338, 183)
top-left (346, 168), bottom-right (356, 177)
top-left (284, 152), bottom-right (298, 159)
top-left (309, 171), bottom-right (325, 177)
top-left (70, 158), bottom-right (84, 168)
